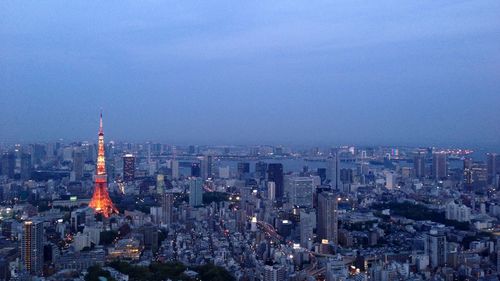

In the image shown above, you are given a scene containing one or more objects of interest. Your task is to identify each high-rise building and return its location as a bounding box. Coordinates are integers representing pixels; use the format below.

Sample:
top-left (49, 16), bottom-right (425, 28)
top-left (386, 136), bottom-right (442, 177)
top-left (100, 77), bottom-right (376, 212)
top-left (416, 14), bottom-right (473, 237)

top-left (20, 153), bottom-right (32, 181)
top-left (267, 164), bottom-right (284, 201)
top-left (189, 177), bottom-right (203, 207)
top-left (285, 176), bottom-right (314, 208)
top-left (200, 155), bottom-right (213, 180)
top-left (255, 161), bottom-right (268, 181)
top-left (237, 162), bottom-right (250, 180)
top-left (464, 157), bottom-right (473, 188)
top-left (170, 160), bottom-right (179, 179)
top-left (267, 181), bottom-right (276, 201)
top-left (487, 153), bottom-right (500, 185)
top-left (300, 210), bottom-right (316, 248)
top-left (326, 154), bottom-right (340, 189)
top-left (317, 192), bottom-right (338, 245)
top-left (89, 113), bottom-right (119, 218)
top-left (21, 220), bottom-right (44, 275)
top-left (317, 168), bottom-right (326, 184)
top-left (263, 264), bottom-right (286, 281)
top-left (0, 153), bottom-right (15, 179)
top-left (191, 163), bottom-right (201, 177)
top-left (413, 152), bottom-right (426, 179)
top-left (156, 174), bottom-right (165, 195)
top-left (73, 149), bottom-right (84, 181)
top-left (162, 192), bottom-right (174, 225)
top-left (426, 228), bottom-right (447, 268)
top-left (123, 154), bottom-right (135, 182)
top-left (432, 152), bottom-right (448, 180)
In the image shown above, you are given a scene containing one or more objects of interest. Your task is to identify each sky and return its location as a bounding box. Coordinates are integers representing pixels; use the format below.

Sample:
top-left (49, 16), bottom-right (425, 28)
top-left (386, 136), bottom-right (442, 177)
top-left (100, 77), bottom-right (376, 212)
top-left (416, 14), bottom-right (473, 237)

top-left (1, 1), bottom-right (499, 146)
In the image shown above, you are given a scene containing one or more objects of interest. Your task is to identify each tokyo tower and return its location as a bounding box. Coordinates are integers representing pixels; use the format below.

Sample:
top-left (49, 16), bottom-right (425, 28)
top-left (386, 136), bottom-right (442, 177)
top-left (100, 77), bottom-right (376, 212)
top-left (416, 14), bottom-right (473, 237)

top-left (89, 112), bottom-right (118, 217)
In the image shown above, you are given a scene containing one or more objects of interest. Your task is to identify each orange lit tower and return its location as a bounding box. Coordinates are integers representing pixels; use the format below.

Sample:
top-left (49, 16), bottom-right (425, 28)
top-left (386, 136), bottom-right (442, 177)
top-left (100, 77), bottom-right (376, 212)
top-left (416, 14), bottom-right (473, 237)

top-left (89, 112), bottom-right (118, 217)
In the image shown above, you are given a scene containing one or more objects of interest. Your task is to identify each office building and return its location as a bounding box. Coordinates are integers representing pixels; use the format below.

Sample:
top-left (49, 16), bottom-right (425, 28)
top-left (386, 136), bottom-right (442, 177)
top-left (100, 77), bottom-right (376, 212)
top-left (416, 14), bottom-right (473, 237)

top-left (267, 164), bottom-right (284, 201)
top-left (326, 154), bottom-right (340, 189)
top-left (426, 228), bottom-right (447, 268)
top-left (189, 177), bottom-right (203, 207)
top-left (255, 161), bottom-right (268, 181)
top-left (317, 192), bottom-right (338, 245)
top-left (162, 192), bottom-right (174, 225)
top-left (123, 154), bottom-right (135, 182)
top-left (191, 163), bottom-right (201, 178)
top-left (487, 153), bottom-right (500, 185)
top-left (413, 152), bottom-right (426, 179)
top-left (21, 220), bottom-right (44, 275)
top-left (285, 176), bottom-right (314, 208)
top-left (263, 264), bottom-right (286, 281)
top-left (432, 152), bottom-right (448, 180)
top-left (237, 162), bottom-right (250, 180)
top-left (1, 153), bottom-right (15, 179)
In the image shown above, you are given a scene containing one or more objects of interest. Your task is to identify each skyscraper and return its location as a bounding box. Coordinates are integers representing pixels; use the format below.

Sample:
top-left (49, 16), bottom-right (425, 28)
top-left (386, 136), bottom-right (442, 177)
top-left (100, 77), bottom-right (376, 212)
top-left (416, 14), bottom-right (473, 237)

top-left (189, 177), bottom-right (204, 207)
top-left (20, 153), bottom-right (32, 181)
top-left (285, 176), bottom-right (314, 208)
top-left (123, 154), bottom-right (135, 182)
top-left (413, 152), bottom-right (426, 179)
top-left (170, 160), bottom-right (179, 179)
top-left (255, 161), bottom-right (268, 181)
top-left (487, 153), bottom-right (500, 185)
top-left (432, 152), bottom-right (448, 180)
top-left (0, 153), bottom-right (15, 179)
top-left (21, 220), bottom-right (44, 275)
top-left (200, 155), bottom-right (213, 180)
top-left (464, 157), bottom-right (473, 189)
top-left (326, 154), bottom-right (340, 189)
top-left (237, 162), bottom-right (250, 180)
top-left (72, 149), bottom-right (84, 181)
top-left (162, 192), bottom-right (174, 225)
top-left (156, 174), bottom-right (165, 195)
top-left (267, 163), bottom-right (284, 201)
top-left (89, 113), bottom-right (119, 218)
top-left (191, 163), bottom-right (201, 177)
top-left (317, 192), bottom-right (338, 245)
top-left (426, 228), bottom-right (447, 268)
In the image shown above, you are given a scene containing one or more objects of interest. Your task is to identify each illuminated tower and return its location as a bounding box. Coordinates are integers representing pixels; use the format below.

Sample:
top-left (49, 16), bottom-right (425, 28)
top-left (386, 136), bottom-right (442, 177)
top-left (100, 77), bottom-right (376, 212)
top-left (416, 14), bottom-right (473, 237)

top-left (89, 113), bottom-right (118, 217)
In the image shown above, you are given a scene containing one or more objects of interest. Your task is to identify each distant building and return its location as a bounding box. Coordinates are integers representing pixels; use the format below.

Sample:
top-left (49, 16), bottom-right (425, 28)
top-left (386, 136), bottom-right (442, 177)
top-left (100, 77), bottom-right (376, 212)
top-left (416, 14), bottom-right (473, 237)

top-left (1, 153), bottom-right (15, 179)
top-left (21, 220), bottom-right (44, 275)
top-left (237, 162), bottom-right (250, 180)
top-left (413, 152), bottom-right (426, 179)
top-left (267, 164), bottom-right (284, 201)
top-left (317, 192), bottom-right (338, 245)
top-left (487, 153), bottom-right (500, 186)
top-left (191, 163), bottom-right (201, 177)
top-left (285, 176), bottom-right (314, 208)
top-left (326, 154), bottom-right (340, 189)
top-left (255, 161), bottom-right (268, 181)
top-left (445, 202), bottom-right (471, 222)
top-left (425, 228), bottom-right (447, 268)
top-left (263, 264), bottom-right (286, 281)
top-left (123, 154), bottom-right (135, 182)
top-left (432, 152), bottom-right (448, 180)
top-left (189, 177), bottom-right (203, 207)
top-left (170, 159), bottom-right (179, 179)
top-left (162, 192), bottom-right (174, 225)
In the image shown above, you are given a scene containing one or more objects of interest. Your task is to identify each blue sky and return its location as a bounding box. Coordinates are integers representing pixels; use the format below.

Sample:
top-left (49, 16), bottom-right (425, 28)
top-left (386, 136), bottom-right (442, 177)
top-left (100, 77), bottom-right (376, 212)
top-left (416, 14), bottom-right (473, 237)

top-left (1, 1), bottom-right (499, 146)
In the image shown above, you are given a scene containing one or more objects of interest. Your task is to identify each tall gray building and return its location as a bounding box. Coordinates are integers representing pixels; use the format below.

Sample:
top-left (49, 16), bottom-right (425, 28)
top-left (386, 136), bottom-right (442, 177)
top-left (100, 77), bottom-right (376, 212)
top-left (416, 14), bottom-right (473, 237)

top-left (317, 192), bottom-right (338, 245)
top-left (21, 220), bottom-right (44, 275)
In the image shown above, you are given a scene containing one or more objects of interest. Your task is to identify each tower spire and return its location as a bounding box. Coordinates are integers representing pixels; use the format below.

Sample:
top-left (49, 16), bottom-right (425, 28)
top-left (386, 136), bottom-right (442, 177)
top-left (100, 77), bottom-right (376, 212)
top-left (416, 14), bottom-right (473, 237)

top-left (89, 111), bottom-right (118, 218)
top-left (99, 110), bottom-right (103, 135)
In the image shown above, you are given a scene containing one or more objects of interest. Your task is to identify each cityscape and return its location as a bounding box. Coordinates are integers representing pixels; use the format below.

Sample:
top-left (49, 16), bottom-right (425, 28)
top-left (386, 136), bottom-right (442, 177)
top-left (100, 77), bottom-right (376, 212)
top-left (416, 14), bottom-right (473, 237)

top-left (1, 114), bottom-right (499, 281)
top-left (1, 1), bottom-right (500, 281)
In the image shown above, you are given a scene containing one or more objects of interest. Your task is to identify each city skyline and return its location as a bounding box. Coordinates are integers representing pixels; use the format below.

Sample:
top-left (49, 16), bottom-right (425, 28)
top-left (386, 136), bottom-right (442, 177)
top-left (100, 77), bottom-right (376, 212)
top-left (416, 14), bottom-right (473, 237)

top-left (1, 1), bottom-right (500, 145)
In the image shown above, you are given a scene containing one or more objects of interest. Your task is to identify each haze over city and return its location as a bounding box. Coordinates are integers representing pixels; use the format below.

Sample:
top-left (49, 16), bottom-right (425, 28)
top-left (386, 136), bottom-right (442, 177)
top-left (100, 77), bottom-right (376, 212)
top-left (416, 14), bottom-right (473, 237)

top-left (2, 2), bottom-right (500, 281)
top-left (1, 1), bottom-right (499, 145)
